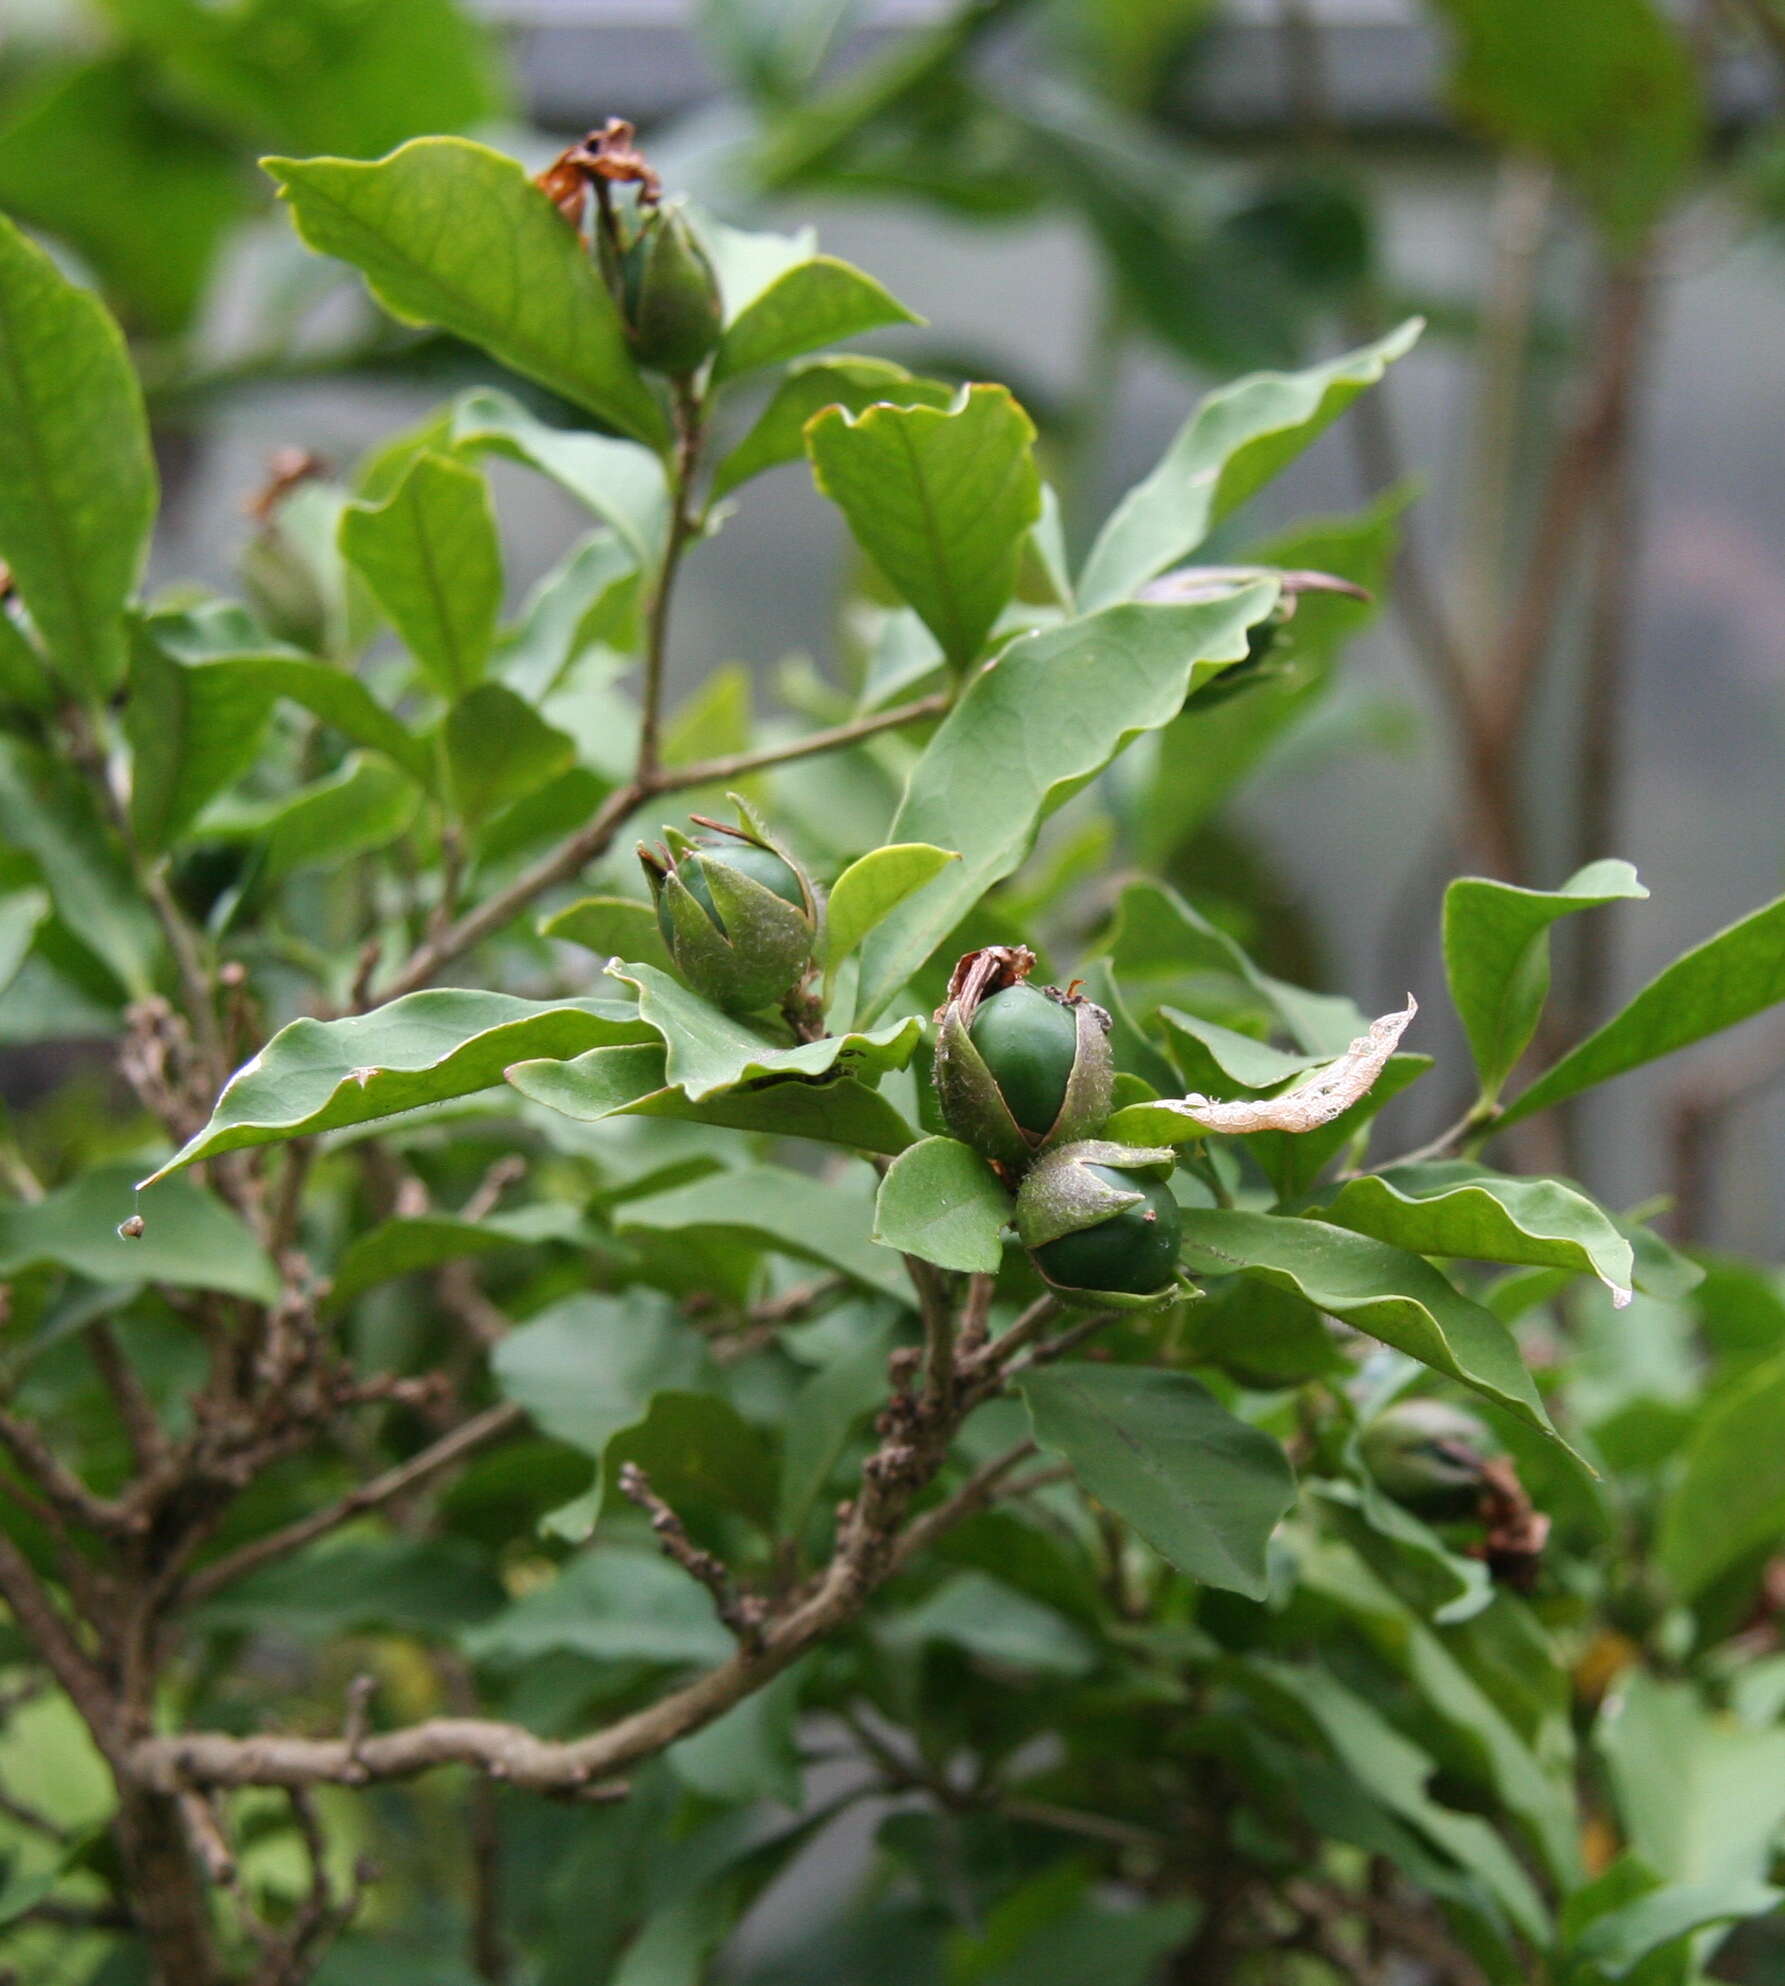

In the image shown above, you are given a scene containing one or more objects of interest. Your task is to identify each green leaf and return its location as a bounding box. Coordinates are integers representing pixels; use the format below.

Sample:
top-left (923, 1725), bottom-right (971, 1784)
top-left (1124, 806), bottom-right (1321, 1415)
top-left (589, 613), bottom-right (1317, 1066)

top-left (139, 992), bottom-right (649, 1185)
top-left (607, 959), bottom-right (923, 1101)
top-left (198, 1538), bottom-right (501, 1640)
top-left (1501, 892), bottom-right (1785, 1127)
top-left (0, 209), bottom-right (156, 697)
top-left (203, 752), bottom-right (420, 881)
top-left (543, 896), bottom-right (671, 971)
top-left (604, 1391), bottom-right (779, 1533)
top-left (0, 1824), bottom-right (104, 1930)
top-left (1176, 1208), bottom-right (1564, 1442)
top-left (711, 357), bottom-right (952, 499)
top-left (1599, 1672), bottom-right (1785, 1889)
top-left (0, 1162), bottom-right (277, 1300)
top-left (441, 682), bottom-right (576, 824)
top-left (325, 1203), bottom-right (591, 1311)
top-left (881, 1572), bottom-right (1097, 1677)
top-left (778, 1311), bottom-right (897, 1535)
top-left (1573, 1878), bottom-right (1783, 1978)
top-left (340, 452), bottom-right (501, 698)
top-left (0, 889), bottom-right (47, 1001)
top-left (1655, 1346), bottom-right (1785, 1600)
top-left (855, 589), bottom-right (1277, 1022)
top-left (0, 56), bottom-right (245, 336)
top-left (452, 387), bottom-right (670, 569)
top-left (806, 383), bottom-right (1041, 669)
top-left (1319, 1161), bottom-right (1636, 1307)
top-left (713, 254), bottom-right (920, 382)
top-left (822, 842), bottom-right (959, 989)
top-left (264, 138), bottom-right (667, 446)
top-left (1017, 1365), bottom-right (1296, 1600)
top-left (463, 1548), bottom-right (733, 1669)
top-left (1078, 320), bottom-right (1421, 611)
top-left (506, 1041), bottom-right (917, 1156)
top-left (617, 1163), bottom-right (911, 1302)
top-left (1429, 0), bottom-right (1700, 249)
top-left (872, 1136), bottom-right (1012, 1274)
top-left (489, 1291), bottom-right (708, 1463)
top-left (1443, 860), bottom-right (1647, 1103)
top-left (668, 1662), bottom-right (807, 1808)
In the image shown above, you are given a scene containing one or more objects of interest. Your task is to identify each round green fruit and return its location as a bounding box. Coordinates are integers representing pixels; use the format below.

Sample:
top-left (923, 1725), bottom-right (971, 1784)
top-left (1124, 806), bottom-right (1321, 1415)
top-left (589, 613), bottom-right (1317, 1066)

top-left (967, 984), bottom-right (1081, 1140)
top-left (1033, 1166), bottom-right (1182, 1296)
top-left (658, 839), bottom-right (805, 947)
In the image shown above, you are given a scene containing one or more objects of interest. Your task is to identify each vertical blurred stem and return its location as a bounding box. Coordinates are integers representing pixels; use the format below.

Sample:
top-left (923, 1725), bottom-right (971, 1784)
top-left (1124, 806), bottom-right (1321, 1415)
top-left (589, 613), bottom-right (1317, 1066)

top-left (636, 375), bottom-right (705, 784)
top-left (1457, 156), bottom-right (1555, 646)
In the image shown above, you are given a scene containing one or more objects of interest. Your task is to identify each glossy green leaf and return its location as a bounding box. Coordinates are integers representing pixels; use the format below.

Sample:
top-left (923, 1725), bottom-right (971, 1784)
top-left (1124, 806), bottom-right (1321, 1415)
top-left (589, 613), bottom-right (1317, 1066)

top-left (341, 452), bottom-right (501, 698)
top-left (543, 896), bottom-right (671, 970)
top-left (0, 1163), bottom-right (276, 1300)
top-left (822, 842), bottom-right (959, 987)
top-left (452, 387), bottom-right (670, 568)
top-left (1017, 1365), bottom-right (1296, 1600)
top-left (1501, 892), bottom-right (1785, 1127)
top-left (714, 254), bottom-right (920, 382)
top-left (140, 992), bottom-right (649, 1185)
top-left (1177, 1209), bottom-right (1563, 1441)
top-left (505, 1041), bottom-right (917, 1155)
top-left (1159, 1007), bottom-right (1327, 1093)
top-left (264, 138), bottom-right (667, 446)
top-left (1443, 860), bottom-right (1646, 1103)
top-left (607, 960), bottom-right (922, 1101)
top-left (711, 357), bottom-right (952, 499)
top-left (1429, 0), bottom-right (1701, 248)
top-left (1655, 1346), bottom-right (1785, 1600)
top-left (856, 589), bottom-right (1277, 1022)
top-left (617, 1164), bottom-right (911, 1301)
top-left (872, 1136), bottom-right (1012, 1274)
top-left (441, 682), bottom-right (576, 824)
top-left (1078, 320), bottom-right (1421, 611)
top-left (0, 210), bottom-right (155, 697)
top-left (806, 383), bottom-right (1041, 669)
top-left (1320, 1161), bottom-right (1636, 1306)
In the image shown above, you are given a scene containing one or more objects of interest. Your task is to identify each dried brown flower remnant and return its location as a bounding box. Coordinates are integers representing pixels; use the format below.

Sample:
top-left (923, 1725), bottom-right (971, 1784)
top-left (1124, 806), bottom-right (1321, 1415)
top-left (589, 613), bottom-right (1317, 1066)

top-left (1474, 1455), bottom-right (1550, 1591)
top-left (534, 118), bottom-right (663, 229)
top-left (245, 448), bottom-right (329, 524)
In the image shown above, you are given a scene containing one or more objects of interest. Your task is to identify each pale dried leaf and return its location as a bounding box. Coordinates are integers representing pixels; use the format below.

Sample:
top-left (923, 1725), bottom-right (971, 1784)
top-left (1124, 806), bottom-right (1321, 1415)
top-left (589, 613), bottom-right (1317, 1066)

top-left (1167, 997), bottom-right (1417, 1135)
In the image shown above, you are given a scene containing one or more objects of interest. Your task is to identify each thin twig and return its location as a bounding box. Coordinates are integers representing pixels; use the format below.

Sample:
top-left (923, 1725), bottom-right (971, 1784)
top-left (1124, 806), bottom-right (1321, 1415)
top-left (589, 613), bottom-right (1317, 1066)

top-left (636, 376), bottom-right (704, 783)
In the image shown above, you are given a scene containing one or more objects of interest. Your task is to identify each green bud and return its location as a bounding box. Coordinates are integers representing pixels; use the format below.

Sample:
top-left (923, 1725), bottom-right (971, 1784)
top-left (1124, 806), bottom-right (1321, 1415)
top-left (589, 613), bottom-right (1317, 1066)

top-left (932, 948), bottom-right (1114, 1171)
top-left (1359, 1399), bottom-right (1489, 1516)
top-left (638, 805), bottom-right (817, 1014)
top-left (1015, 1139), bottom-right (1182, 1309)
top-left (605, 202), bottom-right (723, 378)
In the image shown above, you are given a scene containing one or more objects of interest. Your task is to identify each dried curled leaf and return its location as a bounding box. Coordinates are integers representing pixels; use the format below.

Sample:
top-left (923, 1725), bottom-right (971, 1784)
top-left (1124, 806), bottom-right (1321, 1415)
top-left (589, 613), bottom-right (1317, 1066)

top-left (1169, 997), bottom-right (1418, 1136)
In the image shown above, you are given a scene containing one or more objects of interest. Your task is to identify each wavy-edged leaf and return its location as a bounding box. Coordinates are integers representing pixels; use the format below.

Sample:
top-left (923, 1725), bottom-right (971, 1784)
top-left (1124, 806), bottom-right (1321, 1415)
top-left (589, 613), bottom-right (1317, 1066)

top-left (855, 589), bottom-right (1277, 1023)
top-left (1017, 1365), bottom-right (1297, 1600)
top-left (872, 1135), bottom-right (1012, 1273)
top-left (607, 959), bottom-right (923, 1102)
top-left (1501, 893), bottom-right (1785, 1128)
top-left (616, 1163), bottom-right (910, 1301)
top-left (264, 138), bottom-right (667, 446)
top-left (714, 253), bottom-right (920, 382)
top-left (340, 450), bottom-right (500, 698)
top-left (1078, 320), bottom-right (1421, 611)
top-left (0, 1162), bottom-right (277, 1300)
top-left (139, 992), bottom-right (649, 1185)
top-left (806, 383), bottom-right (1040, 669)
top-left (1319, 1160), bottom-right (1635, 1307)
top-left (0, 210), bottom-right (156, 697)
top-left (711, 356), bottom-right (951, 499)
top-left (452, 386), bottom-right (669, 568)
top-left (1176, 1208), bottom-right (1565, 1443)
top-left (506, 1041), bottom-right (917, 1155)
top-left (1444, 860), bottom-right (1646, 1103)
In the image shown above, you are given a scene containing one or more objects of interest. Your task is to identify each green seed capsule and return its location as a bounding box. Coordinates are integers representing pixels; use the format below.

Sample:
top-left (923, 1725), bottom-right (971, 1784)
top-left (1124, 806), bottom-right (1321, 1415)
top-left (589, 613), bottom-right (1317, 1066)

top-left (657, 839), bottom-right (805, 950)
top-left (1032, 1165), bottom-right (1182, 1295)
top-left (638, 811), bottom-right (817, 1014)
top-left (967, 984), bottom-right (1082, 1140)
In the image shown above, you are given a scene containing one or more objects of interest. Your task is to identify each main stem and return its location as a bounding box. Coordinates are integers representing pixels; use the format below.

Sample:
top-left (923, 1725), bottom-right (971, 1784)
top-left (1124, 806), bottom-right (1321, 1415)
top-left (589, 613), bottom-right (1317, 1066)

top-left (636, 375), bottom-right (705, 786)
